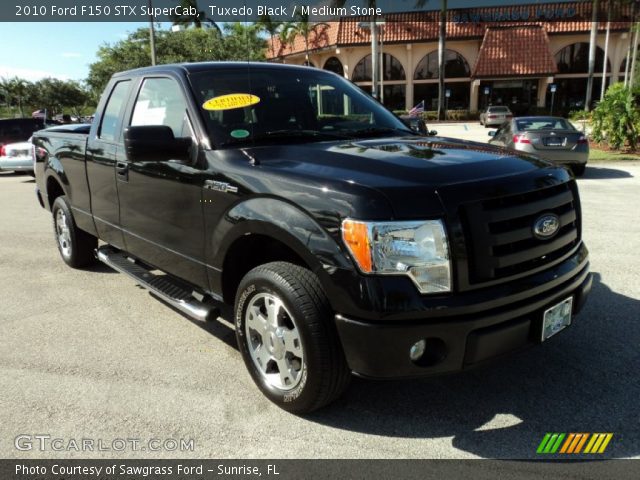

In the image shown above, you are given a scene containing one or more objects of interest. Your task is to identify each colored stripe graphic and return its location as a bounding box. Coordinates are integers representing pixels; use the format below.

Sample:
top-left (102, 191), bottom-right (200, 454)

top-left (538, 433), bottom-right (613, 454)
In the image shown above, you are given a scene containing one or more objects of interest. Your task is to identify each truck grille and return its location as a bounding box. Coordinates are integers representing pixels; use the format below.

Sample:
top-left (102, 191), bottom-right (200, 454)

top-left (462, 181), bottom-right (580, 283)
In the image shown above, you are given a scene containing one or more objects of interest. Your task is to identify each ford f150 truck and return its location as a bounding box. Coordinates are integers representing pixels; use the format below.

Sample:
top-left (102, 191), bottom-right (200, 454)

top-left (33, 62), bottom-right (592, 413)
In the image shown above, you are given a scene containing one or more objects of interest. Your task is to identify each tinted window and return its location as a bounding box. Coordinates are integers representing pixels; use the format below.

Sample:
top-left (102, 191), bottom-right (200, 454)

top-left (414, 50), bottom-right (470, 80)
top-left (516, 118), bottom-right (573, 131)
top-left (99, 81), bottom-right (130, 142)
top-left (130, 77), bottom-right (189, 137)
top-left (190, 67), bottom-right (410, 148)
top-left (352, 53), bottom-right (406, 82)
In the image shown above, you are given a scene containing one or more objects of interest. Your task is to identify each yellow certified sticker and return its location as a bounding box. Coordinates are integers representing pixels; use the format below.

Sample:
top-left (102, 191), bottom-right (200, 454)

top-left (202, 93), bottom-right (260, 111)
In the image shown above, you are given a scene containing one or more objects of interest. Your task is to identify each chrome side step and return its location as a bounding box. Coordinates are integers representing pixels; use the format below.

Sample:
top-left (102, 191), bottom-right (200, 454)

top-left (96, 246), bottom-right (219, 322)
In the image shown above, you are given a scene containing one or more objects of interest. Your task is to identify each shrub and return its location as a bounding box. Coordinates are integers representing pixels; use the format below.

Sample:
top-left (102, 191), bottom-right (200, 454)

top-left (591, 83), bottom-right (640, 150)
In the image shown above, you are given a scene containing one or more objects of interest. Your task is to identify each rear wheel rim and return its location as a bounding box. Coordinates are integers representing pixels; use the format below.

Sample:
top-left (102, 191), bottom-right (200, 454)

top-left (245, 292), bottom-right (304, 391)
top-left (55, 209), bottom-right (72, 258)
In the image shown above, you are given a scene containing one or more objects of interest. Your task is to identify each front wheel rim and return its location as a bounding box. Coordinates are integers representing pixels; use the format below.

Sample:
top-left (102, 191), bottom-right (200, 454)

top-left (55, 209), bottom-right (72, 258)
top-left (244, 292), bottom-right (304, 391)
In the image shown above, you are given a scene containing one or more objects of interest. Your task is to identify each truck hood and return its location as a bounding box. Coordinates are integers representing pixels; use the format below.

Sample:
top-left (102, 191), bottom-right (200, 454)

top-left (243, 136), bottom-right (554, 218)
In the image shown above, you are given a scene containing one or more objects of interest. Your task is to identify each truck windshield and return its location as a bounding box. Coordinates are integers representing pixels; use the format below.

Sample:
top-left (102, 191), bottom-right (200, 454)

top-left (189, 66), bottom-right (413, 147)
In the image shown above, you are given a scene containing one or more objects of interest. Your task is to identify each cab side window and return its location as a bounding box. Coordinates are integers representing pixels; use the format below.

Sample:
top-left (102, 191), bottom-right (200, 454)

top-left (99, 81), bottom-right (130, 142)
top-left (130, 77), bottom-right (190, 138)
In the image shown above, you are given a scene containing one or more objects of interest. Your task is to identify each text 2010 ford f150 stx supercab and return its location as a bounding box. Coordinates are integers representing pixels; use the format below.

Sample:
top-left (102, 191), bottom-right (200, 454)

top-left (33, 62), bottom-right (592, 412)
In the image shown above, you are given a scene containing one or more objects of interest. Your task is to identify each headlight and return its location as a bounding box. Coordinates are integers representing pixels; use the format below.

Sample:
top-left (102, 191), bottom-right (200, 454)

top-left (341, 219), bottom-right (451, 294)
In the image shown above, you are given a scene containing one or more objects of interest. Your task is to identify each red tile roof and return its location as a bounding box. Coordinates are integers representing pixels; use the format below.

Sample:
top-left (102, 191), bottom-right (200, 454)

top-left (472, 26), bottom-right (558, 77)
top-left (266, 1), bottom-right (631, 59)
top-left (268, 22), bottom-right (339, 59)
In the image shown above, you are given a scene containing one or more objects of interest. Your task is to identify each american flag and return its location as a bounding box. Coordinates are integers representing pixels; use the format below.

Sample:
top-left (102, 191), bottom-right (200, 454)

top-left (408, 100), bottom-right (424, 117)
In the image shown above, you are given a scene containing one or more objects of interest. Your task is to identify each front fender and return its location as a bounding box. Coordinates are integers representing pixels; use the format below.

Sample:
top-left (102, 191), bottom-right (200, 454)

top-left (206, 196), bottom-right (355, 299)
top-left (43, 157), bottom-right (68, 209)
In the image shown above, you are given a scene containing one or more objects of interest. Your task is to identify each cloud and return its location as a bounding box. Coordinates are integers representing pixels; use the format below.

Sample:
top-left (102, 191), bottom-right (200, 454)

top-left (61, 52), bottom-right (83, 58)
top-left (0, 65), bottom-right (71, 81)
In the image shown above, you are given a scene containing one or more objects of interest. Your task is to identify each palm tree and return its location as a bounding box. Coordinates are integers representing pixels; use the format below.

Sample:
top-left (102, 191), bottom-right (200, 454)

top-left (630, 20), bottom-right (640, 87)
top-left (0, 77), bottom-right (12, 114)
top-left (170, 0), bottom-right (221, 33)
top-left (281, 13), bottom-right (329, 65)
top-left (585, 0), bottom-right (600, 111)
top-left (600, 0), bottom-right (613, 101)
top-left (258, 14), bottom-right (283, 60)
top-left (10, 77), bottom-right (29, 117)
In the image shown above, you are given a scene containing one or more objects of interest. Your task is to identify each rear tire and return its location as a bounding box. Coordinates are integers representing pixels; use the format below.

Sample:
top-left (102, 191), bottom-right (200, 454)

top-left (571, 164), bottom-right (586, 176)
top-left (234, 262), bottom-right (350, 413)
top-left (51, 196), bottom-right (97, 268)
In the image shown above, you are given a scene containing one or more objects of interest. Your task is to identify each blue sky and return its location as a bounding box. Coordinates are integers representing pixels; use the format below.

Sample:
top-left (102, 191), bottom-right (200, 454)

top-left (0, 0), bottom-right (566, 83)
top-left (0, 22), bottom-right (154, 82)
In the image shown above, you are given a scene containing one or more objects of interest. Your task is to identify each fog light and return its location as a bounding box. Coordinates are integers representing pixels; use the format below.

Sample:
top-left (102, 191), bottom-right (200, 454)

top-left (409, 339), bottom-right (426, 361)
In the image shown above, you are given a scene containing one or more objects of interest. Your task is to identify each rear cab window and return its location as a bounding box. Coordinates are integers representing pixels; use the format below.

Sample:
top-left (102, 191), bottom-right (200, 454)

top-left (99, 80), bottom-right (131, 142)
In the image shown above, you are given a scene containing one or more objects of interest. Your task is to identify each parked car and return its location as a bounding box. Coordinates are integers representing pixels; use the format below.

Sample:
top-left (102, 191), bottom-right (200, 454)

top-left (488, 116), bottom-right (589, 175)
top-left (0, 124), bottom-right (92, 175)
top-left (479, 106), bottom-right (513, 127)
top-left (33, 62), bottom-right (591, 413)
top-left (0, 140), bottom-right (34, 175)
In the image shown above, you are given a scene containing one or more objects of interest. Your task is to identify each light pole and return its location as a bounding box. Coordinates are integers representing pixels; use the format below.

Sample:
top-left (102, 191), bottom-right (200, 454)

top-left (358, 21), bottom-right (385, 100)
top-left (148, 0), bottom-right (157, 66)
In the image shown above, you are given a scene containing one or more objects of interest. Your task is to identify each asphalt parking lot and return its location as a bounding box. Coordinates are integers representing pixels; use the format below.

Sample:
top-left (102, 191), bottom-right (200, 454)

top-left (1, 158), bottom-right (639, 459)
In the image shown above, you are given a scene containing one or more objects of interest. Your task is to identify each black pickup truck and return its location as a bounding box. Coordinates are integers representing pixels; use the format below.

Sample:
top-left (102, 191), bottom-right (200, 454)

top-left (33, 62), bottom-right (591, 413)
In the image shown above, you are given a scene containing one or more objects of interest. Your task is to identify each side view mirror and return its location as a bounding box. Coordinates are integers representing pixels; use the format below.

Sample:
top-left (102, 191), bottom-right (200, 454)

top-left (124, 125), bottom-right (191, 162)
top-left (488, 131), bottom-right (496, 137)
top-left (428, 130), bottom-right (438, 136)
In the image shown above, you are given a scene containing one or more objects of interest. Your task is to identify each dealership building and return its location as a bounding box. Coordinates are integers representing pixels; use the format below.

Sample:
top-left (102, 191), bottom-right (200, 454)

top-left (268, 2), bottom-right (635, 114)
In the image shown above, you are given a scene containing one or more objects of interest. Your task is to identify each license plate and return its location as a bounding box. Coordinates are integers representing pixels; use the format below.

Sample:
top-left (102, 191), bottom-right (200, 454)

top-left (9, 150), bottom-right (29, 158)
top-left (545, 138), bottom-right (565, 147)
top-left (542, 297), bottom-right (573, 341)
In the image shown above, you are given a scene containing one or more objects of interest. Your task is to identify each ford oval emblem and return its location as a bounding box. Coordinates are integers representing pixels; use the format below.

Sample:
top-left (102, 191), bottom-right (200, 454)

top-left (533, 213), bottom-right (560, 240)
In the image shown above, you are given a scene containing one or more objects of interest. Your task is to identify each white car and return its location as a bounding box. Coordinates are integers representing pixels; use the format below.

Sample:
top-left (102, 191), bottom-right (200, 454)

top-left (479, 106), bottom-right (513, 127)
top-left (0, 140), bottom-right (34, 175)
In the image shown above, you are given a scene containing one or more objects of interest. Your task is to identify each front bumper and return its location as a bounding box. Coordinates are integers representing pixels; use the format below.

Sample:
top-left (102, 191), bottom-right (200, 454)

top-left (335, 248), bottom-right (591, 379)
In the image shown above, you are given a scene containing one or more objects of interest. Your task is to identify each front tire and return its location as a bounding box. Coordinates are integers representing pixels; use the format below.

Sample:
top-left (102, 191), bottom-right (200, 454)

top-left (52, 196), bottom-right (97, 268)
top-left (234, 262), bottom-right (350, 413)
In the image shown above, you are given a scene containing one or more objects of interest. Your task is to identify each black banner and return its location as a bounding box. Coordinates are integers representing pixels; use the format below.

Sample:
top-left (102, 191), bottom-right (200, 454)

top-left (2, 459), bottom-right (640, 480)
top-left (0, 0), bottom-right (635, 23)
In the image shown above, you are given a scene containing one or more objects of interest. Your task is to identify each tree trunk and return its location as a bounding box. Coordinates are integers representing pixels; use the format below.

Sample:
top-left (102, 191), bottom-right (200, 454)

top-left (630, 23), bottom-right (639, 87)
top-left (585, 0), bottom-right (599, 111)
top-left (600, 0), bottom-right (611, 101)
top-left (624, 2), bottom-right (636, 87)
top-left (371, 17), bottom-right (379, 99)
top-left (437, 0), bottom-right (447, 121)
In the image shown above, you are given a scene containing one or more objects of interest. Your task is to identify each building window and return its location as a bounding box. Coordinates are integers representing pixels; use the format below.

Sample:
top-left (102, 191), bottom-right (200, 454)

top-left (414, 50), bottom-right (470, 80)
top-left (414, 82), bottom-right (470, 111)
top-left (352, 53), bottom-right (406, 82)
top-left (620, 57), bottom-right (629, 75)
top-left (555, 42), bottom-right (610, 74)
top-left (352, 53), bottom-right (406, 111)
top-left (323, 57), bottom-right (344, 76)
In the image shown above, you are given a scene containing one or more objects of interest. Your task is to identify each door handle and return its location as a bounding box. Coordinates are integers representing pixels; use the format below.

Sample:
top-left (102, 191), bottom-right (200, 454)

top-left (115, 161), bottom-right (129, 182)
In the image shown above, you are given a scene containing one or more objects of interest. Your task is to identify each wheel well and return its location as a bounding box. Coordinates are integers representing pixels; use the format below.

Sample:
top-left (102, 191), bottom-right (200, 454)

top-left (222, 234), bottom-right (309, 305)
top-left (46, 177), bottom-right (64, 209)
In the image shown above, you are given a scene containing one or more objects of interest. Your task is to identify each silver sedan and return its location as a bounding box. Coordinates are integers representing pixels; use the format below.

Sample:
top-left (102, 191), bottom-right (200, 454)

top-left (488, 116), bottom-right (589, 175)
top-left (0, 140), bottom-right (33, 175)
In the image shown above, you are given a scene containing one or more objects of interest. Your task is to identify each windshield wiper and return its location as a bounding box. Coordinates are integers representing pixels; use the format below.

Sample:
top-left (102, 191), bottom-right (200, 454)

top-left (350, 127), bottom-right (415, 138)
top-left (254, 129), bottom-right (352, 141)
